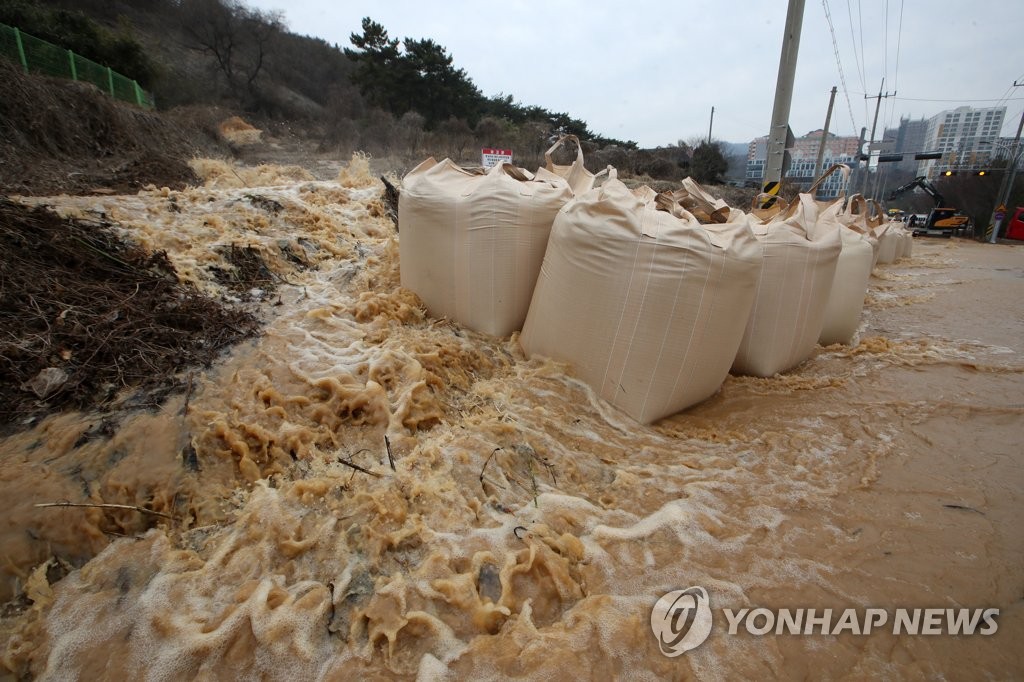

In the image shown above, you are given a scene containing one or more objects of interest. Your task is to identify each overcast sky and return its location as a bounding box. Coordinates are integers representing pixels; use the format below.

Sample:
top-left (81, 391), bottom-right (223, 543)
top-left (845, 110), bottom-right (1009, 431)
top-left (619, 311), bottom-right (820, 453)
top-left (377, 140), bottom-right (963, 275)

top-left (244, 0), bottom-right (1024, 148)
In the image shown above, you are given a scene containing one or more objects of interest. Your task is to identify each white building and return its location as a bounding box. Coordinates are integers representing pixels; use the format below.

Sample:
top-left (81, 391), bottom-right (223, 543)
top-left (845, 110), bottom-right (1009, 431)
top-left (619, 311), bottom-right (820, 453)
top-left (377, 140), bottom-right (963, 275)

top-left (745, 131), bottom-right (859, 197)
top-left (919, 106), bottom-right (1006, 178)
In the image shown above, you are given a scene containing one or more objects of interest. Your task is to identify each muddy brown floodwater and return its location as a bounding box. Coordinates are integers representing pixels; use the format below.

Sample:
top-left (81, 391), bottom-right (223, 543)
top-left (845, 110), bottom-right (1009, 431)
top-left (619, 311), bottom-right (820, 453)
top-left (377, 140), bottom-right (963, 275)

top-left (1, 160), bottom-right (1022, 680)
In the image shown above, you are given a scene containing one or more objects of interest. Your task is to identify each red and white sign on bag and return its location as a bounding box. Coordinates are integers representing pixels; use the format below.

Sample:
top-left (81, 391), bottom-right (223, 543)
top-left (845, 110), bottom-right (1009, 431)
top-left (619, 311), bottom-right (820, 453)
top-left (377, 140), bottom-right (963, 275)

top-left (481, 148), bottom-right (513, 167)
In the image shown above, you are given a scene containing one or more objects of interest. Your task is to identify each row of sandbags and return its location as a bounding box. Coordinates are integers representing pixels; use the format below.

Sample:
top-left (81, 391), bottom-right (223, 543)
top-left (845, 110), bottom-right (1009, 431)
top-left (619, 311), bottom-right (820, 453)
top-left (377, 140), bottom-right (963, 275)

top-left (398, 145), bottom-right (908, 423)
top-left (874, 211), bottom-right (914, 264)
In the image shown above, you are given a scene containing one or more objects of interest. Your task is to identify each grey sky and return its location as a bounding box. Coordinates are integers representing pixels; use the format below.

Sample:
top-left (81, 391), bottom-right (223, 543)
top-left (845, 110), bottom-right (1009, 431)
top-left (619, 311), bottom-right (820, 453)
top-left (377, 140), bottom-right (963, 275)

top-left (244, 0), bottom-right (1024, 148)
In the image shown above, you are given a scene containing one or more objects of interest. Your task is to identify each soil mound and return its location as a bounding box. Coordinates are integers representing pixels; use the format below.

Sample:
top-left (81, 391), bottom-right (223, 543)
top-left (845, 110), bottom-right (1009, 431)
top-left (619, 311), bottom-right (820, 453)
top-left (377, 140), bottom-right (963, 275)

top-left (0, 61), bottom-right (200, 195)
top-left (0, 199), bottom-right (260, 430)
top-left (217, 115), bottom-right (262, 146)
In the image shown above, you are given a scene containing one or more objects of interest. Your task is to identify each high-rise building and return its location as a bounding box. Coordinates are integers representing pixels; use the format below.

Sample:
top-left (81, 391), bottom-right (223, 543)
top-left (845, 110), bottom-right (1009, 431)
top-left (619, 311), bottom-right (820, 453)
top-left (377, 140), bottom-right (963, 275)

top-left (745, 136), bottom-right (768, 185)
top-left (918, 106), bottom-right (1006, 178)
top-left (883, 117), bottom-right (928, 174)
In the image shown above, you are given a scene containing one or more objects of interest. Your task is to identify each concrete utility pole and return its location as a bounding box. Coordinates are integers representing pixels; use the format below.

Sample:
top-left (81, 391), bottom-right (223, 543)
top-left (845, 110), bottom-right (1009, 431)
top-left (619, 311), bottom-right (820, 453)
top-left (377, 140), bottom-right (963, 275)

top-left (762, 0), bottom-right (806, 204)
top-left (813, 86), bottom-right (838, 187)
top-left (988, 81), bottom-right (1024, 243)
top-left (707, 106), bottom-right (715, 145)
top-left (872, 164), bottom-right (887, 204)
top-left (852, 126), bottom-right (866, 195)
top-left (862, 79), bottom-right (896, 195)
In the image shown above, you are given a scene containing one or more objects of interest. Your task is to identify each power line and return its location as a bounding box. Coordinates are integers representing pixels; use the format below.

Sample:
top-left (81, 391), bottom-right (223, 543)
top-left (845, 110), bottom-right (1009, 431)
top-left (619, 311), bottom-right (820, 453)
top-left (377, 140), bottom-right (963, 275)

top-left (849, 6), bottom-right (869, 127)
top-left (892, 96), bottom-right (1024, 103)
top-left (823, 0), bottom-right (859, 134)
top-left (857, 0), bottom-right (867, 90)
top-left (990, 76), bottom-right (1024, 115)
top-left (883, 3), bottom-right (900, 135)
top-left (883, 0), bottom-right (906, 135)
top-left (1004, 104), bottom-right (1024, 138)
top-left (883, 0), bottom-right (889, 87)
top-left (892, 0), bottom-right (904, 93)
top-left (845, 1), bottom-right (867, 96)
top-left (881, 0), bottom-right (896, 134)
top-left (983, 74), bottom-right (1024, 114)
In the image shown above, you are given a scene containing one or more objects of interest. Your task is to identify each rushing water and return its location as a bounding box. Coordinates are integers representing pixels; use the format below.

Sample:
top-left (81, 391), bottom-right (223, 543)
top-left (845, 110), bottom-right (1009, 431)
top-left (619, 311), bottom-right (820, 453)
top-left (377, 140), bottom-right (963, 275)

top-left (1, 163), bottom-right (1021, 679)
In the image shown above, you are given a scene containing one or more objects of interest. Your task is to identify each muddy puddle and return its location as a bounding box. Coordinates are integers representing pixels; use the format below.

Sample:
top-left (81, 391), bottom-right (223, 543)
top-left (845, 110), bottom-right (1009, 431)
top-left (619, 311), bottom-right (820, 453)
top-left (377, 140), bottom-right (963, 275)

top-left (1, 162), bottom-right (1021, 679)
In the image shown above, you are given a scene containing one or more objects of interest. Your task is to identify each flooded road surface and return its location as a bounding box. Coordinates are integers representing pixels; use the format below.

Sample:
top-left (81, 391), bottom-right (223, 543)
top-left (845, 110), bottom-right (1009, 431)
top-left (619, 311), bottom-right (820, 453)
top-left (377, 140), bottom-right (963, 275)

top-left (1, 164), bottom-right (1021, 679)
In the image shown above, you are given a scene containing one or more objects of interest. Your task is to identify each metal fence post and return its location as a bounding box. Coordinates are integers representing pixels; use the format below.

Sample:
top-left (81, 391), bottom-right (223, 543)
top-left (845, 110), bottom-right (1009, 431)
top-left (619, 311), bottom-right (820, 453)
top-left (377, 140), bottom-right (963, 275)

top-left (13, 27), bottom-right (28, 73)
top-left (133, 79), bottom-right (143, 107)
top-left (68, 49), bottom-right (77, 80)
top-left (106, 66), bottom-right (115, 97)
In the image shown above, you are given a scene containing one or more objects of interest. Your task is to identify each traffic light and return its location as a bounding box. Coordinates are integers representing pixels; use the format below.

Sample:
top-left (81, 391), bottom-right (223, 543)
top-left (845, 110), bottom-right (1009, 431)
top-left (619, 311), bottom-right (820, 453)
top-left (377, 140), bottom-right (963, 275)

top-left (941, 169), bottom-right (990, 177)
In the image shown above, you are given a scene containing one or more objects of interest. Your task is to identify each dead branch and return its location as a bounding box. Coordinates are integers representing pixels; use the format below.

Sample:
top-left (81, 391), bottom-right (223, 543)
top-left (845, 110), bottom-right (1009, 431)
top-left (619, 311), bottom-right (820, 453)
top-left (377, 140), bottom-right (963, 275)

top-left (182, 371), bottom-right (195, 416)
top-left (479, 447), bottom-right (505, 492)
top-left (35, 501), bottom-right (177, 520)
top-left (337, 450), bottom-right (381, 478)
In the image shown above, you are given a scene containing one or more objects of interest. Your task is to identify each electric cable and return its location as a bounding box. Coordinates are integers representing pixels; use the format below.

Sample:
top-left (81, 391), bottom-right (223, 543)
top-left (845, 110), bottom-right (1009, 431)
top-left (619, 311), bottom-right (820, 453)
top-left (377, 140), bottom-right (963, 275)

top-left (823, 0), bottom-right (860, 135)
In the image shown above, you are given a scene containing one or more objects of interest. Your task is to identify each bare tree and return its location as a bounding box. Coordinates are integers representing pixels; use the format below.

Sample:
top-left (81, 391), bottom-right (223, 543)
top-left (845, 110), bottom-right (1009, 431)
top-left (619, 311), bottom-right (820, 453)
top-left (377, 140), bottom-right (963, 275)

top-left (436, 116), bottom-right (473, 161)
top-left (474, 116), bottom-right (506, 148)
top-left (179, 0), bottom-right (282, 104)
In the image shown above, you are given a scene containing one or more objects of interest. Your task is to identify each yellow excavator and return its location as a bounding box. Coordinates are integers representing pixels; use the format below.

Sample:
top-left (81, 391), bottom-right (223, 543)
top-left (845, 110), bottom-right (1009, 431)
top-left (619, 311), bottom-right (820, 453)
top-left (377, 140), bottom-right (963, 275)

top-left (887, 176), bottom-right (971, 238)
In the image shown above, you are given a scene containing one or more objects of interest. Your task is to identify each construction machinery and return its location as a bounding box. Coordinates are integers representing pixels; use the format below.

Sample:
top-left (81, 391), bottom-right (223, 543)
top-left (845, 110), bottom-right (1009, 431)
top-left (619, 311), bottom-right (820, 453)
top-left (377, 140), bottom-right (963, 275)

top-left (887, 176), bottom-right (971, 237)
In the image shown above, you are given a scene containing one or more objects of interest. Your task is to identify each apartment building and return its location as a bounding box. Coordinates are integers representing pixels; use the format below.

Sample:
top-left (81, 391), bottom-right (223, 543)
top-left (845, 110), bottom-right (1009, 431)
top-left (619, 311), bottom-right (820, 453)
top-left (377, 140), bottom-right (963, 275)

top-left (883, 117), bottom-right (928, 175)
top-left (745, 130), bottom-right (859, 197)
top-left (918, 106), bottom-right (1006, 178)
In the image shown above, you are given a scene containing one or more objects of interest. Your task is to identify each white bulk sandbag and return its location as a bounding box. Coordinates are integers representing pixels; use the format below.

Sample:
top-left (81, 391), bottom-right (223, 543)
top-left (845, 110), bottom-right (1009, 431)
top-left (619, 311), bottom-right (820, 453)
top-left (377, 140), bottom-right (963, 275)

top-left (874, 223), bottom-right (900, 264)
top-left (399, 158), bottom-right (573, 336)
top-left (544, 135), bottom-right (601, 196)
top-left (869, 200), bottom-right (900, 265)
top-left (520, 171), bottom-right (763, 424)
top-left (839, 196), bottom-right (881, 269)
top-left (673, 177), bottom-right (742, 224)
top-left (817, 198), bottom-right (875, 345)
top-left (866, 232), bottom-right (881, 269)
top-left (893, 227), bottom-right (905, 260)
top-left (731, 193), bottom-right (842, 377)
top-left (893, 224), bottom-right (913, 259)
top-left (902, 227), bottom-right (914, 258)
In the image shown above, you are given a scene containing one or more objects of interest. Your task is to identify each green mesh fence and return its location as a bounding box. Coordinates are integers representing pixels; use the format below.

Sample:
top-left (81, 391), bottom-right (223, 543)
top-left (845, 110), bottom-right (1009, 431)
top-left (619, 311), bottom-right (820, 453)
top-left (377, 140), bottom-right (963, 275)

top-left (0, 22), bottom-right (154, 109)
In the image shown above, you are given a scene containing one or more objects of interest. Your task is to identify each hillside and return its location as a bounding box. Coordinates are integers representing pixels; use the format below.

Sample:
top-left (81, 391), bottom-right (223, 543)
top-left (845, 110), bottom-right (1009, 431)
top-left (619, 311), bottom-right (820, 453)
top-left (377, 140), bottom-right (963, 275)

top-left (0, 0), bottom-right (762, 191)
